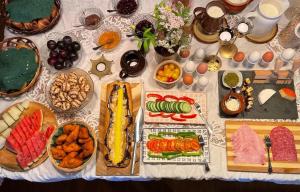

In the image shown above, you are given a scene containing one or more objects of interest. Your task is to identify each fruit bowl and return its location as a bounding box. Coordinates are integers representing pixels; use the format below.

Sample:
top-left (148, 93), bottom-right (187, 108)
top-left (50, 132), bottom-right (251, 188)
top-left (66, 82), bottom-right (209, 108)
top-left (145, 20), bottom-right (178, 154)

top-left (41, 32), bottom-right (83, 73)
top-left (154, 60), bottom-right (182, 89)
top-left (47, 121), bottom-right (97, 173)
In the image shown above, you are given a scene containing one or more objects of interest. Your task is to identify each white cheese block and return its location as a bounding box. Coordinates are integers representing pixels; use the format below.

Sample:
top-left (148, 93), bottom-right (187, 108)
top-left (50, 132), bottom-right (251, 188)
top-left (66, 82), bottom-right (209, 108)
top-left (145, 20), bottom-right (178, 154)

top-left (17, 104), bottom-right (25, 111)
top-left (0, 136), bottom-right (5, 149)
top-left (1, 128), bottom-right (12, 138)
top-left (21, 100), bottom-right (30, 109)
top-left (2, 113), bottom-right (15, 126)
top-left (8, 106), bottom-right (21, 121)
top-left (258, 89), bottom-right (276, 105)
top-left (0, 120), bottom-right (8, 133)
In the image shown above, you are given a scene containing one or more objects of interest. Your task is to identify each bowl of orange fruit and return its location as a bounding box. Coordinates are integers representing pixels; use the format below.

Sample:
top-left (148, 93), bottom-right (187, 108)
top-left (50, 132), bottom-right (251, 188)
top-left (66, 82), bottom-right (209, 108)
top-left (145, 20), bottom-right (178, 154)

top-left (154, 60), bottom-right (182, 89)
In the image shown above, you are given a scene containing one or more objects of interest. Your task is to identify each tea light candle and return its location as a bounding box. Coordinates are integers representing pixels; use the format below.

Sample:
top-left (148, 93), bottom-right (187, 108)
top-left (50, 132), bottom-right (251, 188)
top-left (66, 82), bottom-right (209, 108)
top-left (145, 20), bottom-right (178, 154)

top-left (237, 22), bottom-right (249, 34)
top-left (220, 31), bottom-right (232, 41)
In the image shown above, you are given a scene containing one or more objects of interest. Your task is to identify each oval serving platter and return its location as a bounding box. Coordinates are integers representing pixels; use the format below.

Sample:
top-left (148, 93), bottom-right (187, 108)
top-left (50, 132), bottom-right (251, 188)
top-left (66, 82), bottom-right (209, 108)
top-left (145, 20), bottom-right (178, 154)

top-left (5, 0), bottom-right (61, 35)
top-left (0, 101), bottom-right (57, 172)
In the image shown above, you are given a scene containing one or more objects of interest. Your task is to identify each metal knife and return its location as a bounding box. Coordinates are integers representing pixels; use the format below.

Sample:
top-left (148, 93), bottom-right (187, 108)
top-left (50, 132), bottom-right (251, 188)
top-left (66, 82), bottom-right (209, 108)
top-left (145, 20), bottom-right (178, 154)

top-left (194, 103), bottom-right (213, 136)
top-left (130, 107), bottom-right (144, 175)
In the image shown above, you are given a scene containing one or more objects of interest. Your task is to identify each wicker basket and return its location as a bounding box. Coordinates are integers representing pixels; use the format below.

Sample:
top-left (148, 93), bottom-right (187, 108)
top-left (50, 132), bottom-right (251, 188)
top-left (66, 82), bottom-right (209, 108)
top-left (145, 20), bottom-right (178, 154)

top-left (47, 121), bottom-right (97, 173)
top-left (5, 0), bottom-right (61, 35)
top-left (0, 37), bottom-right (41, 98)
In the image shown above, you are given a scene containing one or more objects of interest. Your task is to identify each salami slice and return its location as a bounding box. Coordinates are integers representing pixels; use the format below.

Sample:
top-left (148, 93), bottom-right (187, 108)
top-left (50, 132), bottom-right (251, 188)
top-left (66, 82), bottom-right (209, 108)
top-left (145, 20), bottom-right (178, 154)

top-left (270, 126), bottom-right (297, 162)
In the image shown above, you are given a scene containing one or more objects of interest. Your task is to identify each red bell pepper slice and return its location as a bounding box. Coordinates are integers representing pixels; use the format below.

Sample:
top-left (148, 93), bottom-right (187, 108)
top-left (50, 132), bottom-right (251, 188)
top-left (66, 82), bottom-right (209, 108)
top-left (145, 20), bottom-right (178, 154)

top-left (162, 113), bottom-right (175, 118)
top-left (180, 114), bottom-right (197, 119)
top-left (147, 93), bottom-right (164, 100)
top-left (171, 116), bottom-right (186, 122)
top-left (163, 95), bottom-right (178, 101)
top-left (149, 112), bottom-right (163, 117)
top-left (178, 96), bottom-right (195, 104)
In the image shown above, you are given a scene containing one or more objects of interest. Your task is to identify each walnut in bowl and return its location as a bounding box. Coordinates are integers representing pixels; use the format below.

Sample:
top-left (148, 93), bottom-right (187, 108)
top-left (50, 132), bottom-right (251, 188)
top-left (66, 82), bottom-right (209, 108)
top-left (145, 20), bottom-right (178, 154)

top-left (47, 68), bottom-right (94, 113)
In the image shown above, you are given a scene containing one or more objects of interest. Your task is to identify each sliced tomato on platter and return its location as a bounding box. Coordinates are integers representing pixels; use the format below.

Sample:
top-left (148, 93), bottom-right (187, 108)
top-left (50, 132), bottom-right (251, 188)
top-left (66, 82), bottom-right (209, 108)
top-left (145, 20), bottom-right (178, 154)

top-left (178, 96), bottom-right (195, 104)
top-left (171, 115), bottom-right (186, 122)
top-left (159, 139), bottom-right (168, 152)
top-left (180, 114), bottom-right (197, 119)
top-left (147, 93), bottom-right (163, 100)
top-left (190, 140), bottom-right (200, 151)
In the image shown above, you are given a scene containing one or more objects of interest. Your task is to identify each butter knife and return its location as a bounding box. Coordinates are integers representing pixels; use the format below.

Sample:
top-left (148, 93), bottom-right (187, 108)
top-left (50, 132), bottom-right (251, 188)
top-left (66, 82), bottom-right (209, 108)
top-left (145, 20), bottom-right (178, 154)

top-left (194, 103), bottom-right (213, 136)
top-left (130, 107), bottom-right (144, 175)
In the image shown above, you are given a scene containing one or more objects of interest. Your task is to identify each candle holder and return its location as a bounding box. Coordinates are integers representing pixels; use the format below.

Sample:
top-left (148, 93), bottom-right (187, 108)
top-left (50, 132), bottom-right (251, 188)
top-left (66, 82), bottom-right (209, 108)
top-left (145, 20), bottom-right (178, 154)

top-left (218, 27), bottom-right (238, 59)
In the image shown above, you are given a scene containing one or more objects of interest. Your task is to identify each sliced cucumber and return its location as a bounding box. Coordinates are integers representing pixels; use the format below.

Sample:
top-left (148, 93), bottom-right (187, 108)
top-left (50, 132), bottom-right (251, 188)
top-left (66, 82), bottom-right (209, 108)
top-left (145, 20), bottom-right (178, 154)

top-left (180, 102), bottom-right (192, 113)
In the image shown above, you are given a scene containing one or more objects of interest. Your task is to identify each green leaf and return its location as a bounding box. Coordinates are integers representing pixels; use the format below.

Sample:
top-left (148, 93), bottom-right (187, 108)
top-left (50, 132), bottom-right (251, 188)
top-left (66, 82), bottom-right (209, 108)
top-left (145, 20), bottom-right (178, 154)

top-left (143, 40), bottom-right (149, 53)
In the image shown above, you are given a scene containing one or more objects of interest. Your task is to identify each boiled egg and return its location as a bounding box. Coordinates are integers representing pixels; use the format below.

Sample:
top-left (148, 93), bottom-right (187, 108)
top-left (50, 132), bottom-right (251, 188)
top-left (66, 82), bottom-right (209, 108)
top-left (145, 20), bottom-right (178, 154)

top-left (233, 52), bottom-right (245, 62)
top-left (183, 74), bottom-right (194, 85)
top-left (262, 51), bottom-right (274, 62)
top-left (196, 63), bottom-right (208, 74)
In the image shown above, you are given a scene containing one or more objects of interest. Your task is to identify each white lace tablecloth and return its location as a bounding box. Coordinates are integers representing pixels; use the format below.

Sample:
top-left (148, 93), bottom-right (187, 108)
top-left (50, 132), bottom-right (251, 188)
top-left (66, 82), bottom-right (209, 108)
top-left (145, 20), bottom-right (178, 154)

top-left (1, 0), bottom-right (300, 185)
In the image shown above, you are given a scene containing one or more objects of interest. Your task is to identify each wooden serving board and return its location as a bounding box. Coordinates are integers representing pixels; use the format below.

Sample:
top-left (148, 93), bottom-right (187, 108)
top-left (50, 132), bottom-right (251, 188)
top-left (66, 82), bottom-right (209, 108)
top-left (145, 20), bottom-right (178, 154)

top-left (96, 82), bottom-right (141, 176)
top-left (0, 101), bottom-right (57, 172)
top-left (226, 120), bottom-right (300, 174)
top-left (144, 91), bottom-right (207, 125)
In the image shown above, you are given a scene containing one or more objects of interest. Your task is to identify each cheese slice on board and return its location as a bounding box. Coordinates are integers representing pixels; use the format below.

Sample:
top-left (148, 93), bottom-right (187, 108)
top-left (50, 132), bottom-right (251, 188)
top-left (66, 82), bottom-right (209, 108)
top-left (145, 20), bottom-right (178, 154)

top-left (2, 113), bottom-right (15, 126)
top-left (258, 89), bottom-right (276, 105)
top-left (0, 136), bottom-right (5, 149)
top-left (0, 120), bottom-right (8, 133)
top-left (1, 128), bottom-right (12, 138)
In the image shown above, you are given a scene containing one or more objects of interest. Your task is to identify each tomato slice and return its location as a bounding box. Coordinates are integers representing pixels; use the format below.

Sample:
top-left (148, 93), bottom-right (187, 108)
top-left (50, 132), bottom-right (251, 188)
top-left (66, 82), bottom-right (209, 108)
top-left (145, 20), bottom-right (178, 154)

top-left (184, 139), bottom-right (192, 151)
top-left (159, 139), bottom-right (168, 152)
top-left (178, 96), bottom-right (195, 104)
top-left (149, 112), bottom-right (163, 117)
top-left (171, 116), bottom-right (186, 122)
top-left (163, 95), bottom-right (178, 101)
top-left (147, 93), bottom-right (164, 100)
top-left (180, 114), bottom-right (197, 119)
top-left (152, 140), bottom-right (161, 153)
top-left (162, 113), bottom-right (175, 118)
top-left (190, 140), bottom-right (200, 151)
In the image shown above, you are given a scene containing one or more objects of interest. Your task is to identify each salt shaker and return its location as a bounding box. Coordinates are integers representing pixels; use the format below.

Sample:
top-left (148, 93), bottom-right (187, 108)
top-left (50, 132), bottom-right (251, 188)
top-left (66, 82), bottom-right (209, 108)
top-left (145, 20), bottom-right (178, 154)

top-left (279, 48), bottom-right (296, 66)
top-left (191, 48), bottom-right (205, 62)
top-left (259, 51), bottom-right (274, 68)
top-left (243, 51), bottom-right (261, 68)
top-left (230, 51), bottom-right (245, 68)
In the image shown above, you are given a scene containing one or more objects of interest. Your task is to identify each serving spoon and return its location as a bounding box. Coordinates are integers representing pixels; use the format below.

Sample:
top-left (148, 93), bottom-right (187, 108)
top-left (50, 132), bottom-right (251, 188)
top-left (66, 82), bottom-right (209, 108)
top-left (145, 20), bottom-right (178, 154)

top-left (93, 39), bottom-right (113, 50)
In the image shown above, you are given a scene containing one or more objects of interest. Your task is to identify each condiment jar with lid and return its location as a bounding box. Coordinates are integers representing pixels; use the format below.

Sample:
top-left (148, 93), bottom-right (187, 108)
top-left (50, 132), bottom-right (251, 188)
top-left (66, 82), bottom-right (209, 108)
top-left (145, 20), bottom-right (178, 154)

top-left (278, 48), bottom-right (296, 66)
top-left (230, 51), bottom-right (245, 68)
top-left (243, 51), bottom-right (261, 69)
top-left (183, 60), bottom-right (196, 75)
top-left (191, 48), bottom-right (205, 62)
top-left (259, 51), bottom-right (274, 68)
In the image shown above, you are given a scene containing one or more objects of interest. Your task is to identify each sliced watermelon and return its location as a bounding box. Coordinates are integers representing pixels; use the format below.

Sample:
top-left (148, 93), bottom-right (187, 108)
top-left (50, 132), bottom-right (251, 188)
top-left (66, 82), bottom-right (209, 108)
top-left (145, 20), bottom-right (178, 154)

top-left (23, 116), bottom-right (34, 136)
top-left (11, 129), bottom-right (23, 147)
top-left (21, 144), bottom-right (33, 165)
top-left (15, 125), bottom-right (27, 145)
top-left (6, 136), bottom-right (22, 153)
top-left (33, 109), bottom-right (43, 131)
top-left (26, 139), bottom-right (38, 162)
top-left (45, 126), bottom-right (54, 139)
top-left (31, 134), bottom-right (43, 158)
top-left (16, 153), bottom-right (29, 170)
top-left (19, 122), bottom-right (30, 140)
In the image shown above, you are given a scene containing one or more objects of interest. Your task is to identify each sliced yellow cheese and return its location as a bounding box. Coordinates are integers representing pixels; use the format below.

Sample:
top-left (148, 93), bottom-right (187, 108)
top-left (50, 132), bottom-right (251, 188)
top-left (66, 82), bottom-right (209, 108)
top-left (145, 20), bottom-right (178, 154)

top-left (17, 104), bottom-right (25, 112)
top-left (8, 106), bottom-right (22, 121)
top-left (0, 136), bottom-right (5, 149)
top-left (2, 113), bottom-right (15, 126)
top-left (21, 100), bottom-right (30, 109)
top-left (0, 120), bottom-right (8, 133)
top-left (112, 87), bottom-right (124, 165)
top-left (2, 128), bottom-right (12, 138)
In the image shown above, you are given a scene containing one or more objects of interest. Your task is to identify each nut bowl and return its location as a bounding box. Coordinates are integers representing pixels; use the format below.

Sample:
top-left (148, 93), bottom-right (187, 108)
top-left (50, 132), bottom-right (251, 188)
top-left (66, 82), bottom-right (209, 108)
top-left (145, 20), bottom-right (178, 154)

top-left (220, 92), bottom-right (245, 116)
top-left (47, 120), bottom-right (97, 173)
top-left (46, 68), bottom-right (94, 114)
top-left (154, 60), bottom-right (182, 89)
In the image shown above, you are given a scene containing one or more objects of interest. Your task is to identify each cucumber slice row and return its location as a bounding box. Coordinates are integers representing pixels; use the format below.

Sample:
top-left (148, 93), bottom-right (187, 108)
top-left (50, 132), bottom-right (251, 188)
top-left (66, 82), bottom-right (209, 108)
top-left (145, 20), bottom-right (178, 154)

top-left (146, 101), bottom-right (192, 114)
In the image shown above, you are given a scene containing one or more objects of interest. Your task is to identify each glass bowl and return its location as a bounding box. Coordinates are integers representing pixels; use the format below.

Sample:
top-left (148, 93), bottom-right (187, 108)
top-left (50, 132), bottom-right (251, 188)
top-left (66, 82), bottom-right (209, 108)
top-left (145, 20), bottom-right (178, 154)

top-left (78, 8), bottom-right (104, 30)
top-left (112, 0), bottom-right (141, 18)
top-left (41, 32), bottom-right (83, 73)
top-left (46, 68), bottom-right (94, 114)
top-left (92, 24), bottom-right (123, 52)
top-left (130, 13), bottom-right (156, 37)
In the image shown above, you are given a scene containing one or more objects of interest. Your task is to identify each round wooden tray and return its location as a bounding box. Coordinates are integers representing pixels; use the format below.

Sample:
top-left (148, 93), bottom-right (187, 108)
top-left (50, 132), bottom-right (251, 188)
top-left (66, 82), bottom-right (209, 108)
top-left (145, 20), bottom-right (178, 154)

top-left (0, 101), bottom-right (58, 172)
top-left (0, 37), bottom-right (42, 98)
top-left (5, 0), bottom-right (61, 35)
top-left (192, 19), bottom-right (219, 44)
top-left (47, 121), bottom-right (97, 173)
top-left (246, 25), bottom-right (278, 44)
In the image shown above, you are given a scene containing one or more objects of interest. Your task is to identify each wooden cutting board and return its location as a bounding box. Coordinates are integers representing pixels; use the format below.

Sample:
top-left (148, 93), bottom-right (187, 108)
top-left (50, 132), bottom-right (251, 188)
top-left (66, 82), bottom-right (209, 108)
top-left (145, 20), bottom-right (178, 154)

top-left (96, 82), bottom-right (141, 176)
top-left (226, 120), bottom-right (300, 174)
top-left (0, 101), bottom-right (57, 172)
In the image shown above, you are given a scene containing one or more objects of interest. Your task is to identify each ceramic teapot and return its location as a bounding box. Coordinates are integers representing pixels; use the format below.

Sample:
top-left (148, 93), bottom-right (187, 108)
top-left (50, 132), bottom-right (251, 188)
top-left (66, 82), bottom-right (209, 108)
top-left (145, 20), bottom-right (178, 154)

top-left (245, 0), bottom-right (289, 37)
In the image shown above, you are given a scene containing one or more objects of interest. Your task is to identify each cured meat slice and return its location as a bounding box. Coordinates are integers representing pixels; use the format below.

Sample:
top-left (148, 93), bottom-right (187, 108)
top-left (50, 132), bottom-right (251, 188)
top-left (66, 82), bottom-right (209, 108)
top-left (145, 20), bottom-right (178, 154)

top-left (231, 124), bottom-right (265, 164)
top-left (270, 126), bottom-right (297, 162)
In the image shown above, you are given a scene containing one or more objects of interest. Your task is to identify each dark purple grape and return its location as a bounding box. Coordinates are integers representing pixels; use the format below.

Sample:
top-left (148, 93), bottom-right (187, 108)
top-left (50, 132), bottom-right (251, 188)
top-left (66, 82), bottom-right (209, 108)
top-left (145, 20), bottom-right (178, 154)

top-left (57, 56), bottom-right (65, 64)
top-left (71, 42), bottom-right (81, 51)
top-left (64, 60), bottom-right (73, 68)
top-left (59, 49), bottom-right (68, 58)
top-left (47, 57), bottom-right (57, 66)
top-left (47, 40), bottom-right (57, 50)
top-left (54, 63), bottom-right (64, 70)
top-left (66, 45), bottom-right (74, 52)
top-left (63, 36), bottom-right (73, 45)
top-left (69, 52), bottom-right (78, 62)
top-left (57, 41), bottom-right (65, 50)
top-left (49, 50), bottom-right (59, 58)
